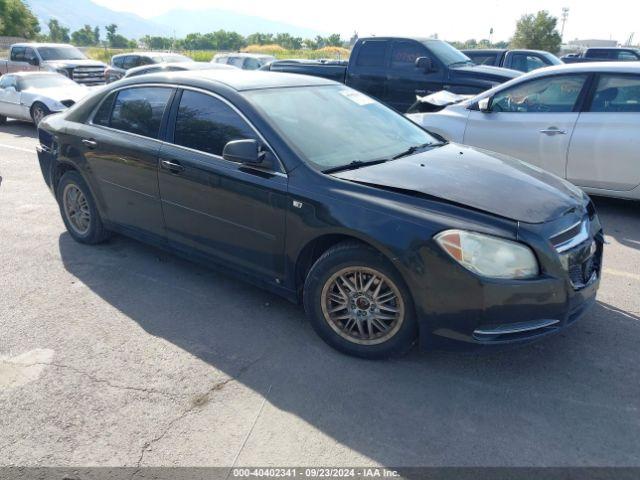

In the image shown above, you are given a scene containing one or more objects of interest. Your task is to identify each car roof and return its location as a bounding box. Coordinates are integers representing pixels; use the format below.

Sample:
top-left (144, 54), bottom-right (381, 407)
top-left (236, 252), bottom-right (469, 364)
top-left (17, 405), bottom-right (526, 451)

top-left (12, 43), bottom-right (75, 48)
top-left (463, 49), bottom-right (507, 54)
top-left (9, 71), bottom-right (65, 78)
top-left (125, 69), bottom-right (335, 91)
top-left (113, 51), bottom-right (187, 59)
top-left (215, 53), bottom-right (275, 59)
top-left (522, 62), bottom-right (640, 77)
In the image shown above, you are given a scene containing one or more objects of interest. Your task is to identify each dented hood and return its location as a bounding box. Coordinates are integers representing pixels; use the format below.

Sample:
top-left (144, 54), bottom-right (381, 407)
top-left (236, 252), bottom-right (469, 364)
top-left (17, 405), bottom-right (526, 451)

top-left (331, 143), bottom-right (586, 224)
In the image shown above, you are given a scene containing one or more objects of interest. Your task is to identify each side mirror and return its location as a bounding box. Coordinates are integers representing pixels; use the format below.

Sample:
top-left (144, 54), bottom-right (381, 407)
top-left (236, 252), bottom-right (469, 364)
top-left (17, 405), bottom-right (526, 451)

top-left (416, 57), bottom-right (435, 72)
top-left (223, 139), bottom-right (268, 166)
top-left (28, 57), bottom-right (39, 66)
top-left (478, 97), bottom-right (492, 113)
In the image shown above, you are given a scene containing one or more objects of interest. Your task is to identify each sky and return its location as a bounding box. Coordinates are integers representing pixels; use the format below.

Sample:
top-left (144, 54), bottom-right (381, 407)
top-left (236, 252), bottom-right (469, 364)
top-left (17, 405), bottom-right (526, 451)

top-left (92, 0), bottom-right (638, 44)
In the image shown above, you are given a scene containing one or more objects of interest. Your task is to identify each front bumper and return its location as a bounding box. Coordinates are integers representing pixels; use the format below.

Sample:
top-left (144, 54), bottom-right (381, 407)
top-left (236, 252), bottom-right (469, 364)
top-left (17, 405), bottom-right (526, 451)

top-left (415, 215), bottom-right (603, 350)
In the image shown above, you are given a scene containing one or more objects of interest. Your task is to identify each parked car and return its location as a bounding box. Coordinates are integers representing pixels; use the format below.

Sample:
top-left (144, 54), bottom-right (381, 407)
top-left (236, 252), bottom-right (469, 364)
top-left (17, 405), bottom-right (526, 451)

top-left (0, 43), bottom-right (107, 85)
top-left (105, 52), bottom-right (193, 83)
top-left (0, 72), bottom-right (91, 125)
top-left (37, 70), bottom-right (602, 358)
top-left (263, 37), bottom-right (521, 112)
top-left (462, 49), bottom-right (563, 72)
top-left (212, 53), bottom-right (276, 70)
top-left (123, 61), bottom-right (236, 79)
top-left (407, 63), bottom-right (640, 201)
top-left (562, 48), bottom-right (640, 63)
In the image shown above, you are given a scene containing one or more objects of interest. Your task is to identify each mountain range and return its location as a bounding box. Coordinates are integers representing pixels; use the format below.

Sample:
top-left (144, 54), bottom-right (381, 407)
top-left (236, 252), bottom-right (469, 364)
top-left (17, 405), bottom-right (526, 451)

top-left (26, 0), bottom-right (323, 39)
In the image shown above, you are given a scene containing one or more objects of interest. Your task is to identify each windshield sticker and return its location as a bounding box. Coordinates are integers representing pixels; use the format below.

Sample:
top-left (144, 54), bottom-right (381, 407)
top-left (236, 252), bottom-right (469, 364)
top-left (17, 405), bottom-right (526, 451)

top-left (340, 89), bottom-right (375, 106)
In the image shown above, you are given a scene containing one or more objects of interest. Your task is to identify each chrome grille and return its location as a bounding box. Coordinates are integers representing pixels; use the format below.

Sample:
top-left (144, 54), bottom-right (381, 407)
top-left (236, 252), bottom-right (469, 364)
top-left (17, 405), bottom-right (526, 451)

top-left (551, 218), bottom-right (602, 290)
top-left (72, 66), bottom-right (106, 85)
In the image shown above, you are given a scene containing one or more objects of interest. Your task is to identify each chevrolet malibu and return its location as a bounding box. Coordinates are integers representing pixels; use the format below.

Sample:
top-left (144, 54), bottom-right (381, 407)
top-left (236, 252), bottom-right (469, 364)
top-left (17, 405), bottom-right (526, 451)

top-left (36, 70), bottom-right (603, 358)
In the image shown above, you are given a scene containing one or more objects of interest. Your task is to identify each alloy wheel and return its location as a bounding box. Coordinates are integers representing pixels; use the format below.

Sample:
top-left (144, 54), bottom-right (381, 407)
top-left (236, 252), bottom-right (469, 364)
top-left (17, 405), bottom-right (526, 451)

top-left (320, 266), bottom-right (405, 345)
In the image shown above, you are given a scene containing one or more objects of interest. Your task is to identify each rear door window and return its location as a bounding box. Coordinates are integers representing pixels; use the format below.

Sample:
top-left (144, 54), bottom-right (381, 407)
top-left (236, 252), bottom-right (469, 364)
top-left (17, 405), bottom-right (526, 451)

top-left (107, 87), bottom-right (173, 138)
top-left (589, 74), bottom-right (640, 112)
top-left (510, 54), bottom-right (547, 72)
top-left (356, 40), bottom-right (387, 67)
top-left (173, 90), bottom-right (257, 157)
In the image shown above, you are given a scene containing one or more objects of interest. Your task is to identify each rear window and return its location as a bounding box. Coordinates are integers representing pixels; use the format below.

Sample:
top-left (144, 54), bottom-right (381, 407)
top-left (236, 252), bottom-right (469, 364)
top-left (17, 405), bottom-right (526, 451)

top-left (356, 41), bottom-right (387, 67)
top-left (466, 52), bottom-right (498, 66)
top-left (106, 87), bottom-right (173, 138)
top-left (10, 46), bottom-right (25, 61)
top-left (585, 49), bottom-right (611, 59)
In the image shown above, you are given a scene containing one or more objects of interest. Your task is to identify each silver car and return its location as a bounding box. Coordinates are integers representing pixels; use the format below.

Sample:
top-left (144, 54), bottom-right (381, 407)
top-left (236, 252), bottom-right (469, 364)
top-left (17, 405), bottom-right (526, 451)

top-left (0, 72), bottom-right (91, 125)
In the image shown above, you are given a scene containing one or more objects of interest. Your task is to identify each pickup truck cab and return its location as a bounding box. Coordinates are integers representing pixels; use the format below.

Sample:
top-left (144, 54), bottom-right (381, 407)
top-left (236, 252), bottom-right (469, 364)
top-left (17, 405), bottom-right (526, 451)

top-left (264, 37), bottom-right (521, 112)
top-left (462, 49), bottom-right (563, 72)
top-left (0, 43), bottom-right (107, 85)
top-left (562, 48), bottom-right (640, 63)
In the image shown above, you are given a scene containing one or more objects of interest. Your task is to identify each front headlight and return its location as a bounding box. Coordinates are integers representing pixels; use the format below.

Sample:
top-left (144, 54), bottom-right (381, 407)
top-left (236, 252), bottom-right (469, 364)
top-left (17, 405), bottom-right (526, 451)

top-left (434, 229), bottom-right (539, 279)
top-left (56, 68), bottom-right (70, 78)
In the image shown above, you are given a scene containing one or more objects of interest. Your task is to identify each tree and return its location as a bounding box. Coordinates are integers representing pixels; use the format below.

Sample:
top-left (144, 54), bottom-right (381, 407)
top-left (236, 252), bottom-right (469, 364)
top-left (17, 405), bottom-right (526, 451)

top-left (105, 23), bottom-right (131, 48)
top-left (47, 18), bottom-right (70, 43)
top-left (141, 35), bottom-right (173, 50)
top-left (0, 0), bottom-right (40, 38)
top-left (274, 33), bottom-right (302, 50)
top-left (93, 26), bottom-right (100, 44)
top-left (510, 10), bottom-right (562, 53)
top-left (325, 34), bottom-right (342, 47)
top-left (246, 32), bottom-right (274, 46)
top-left (71, 24), bottom-right (97, 46)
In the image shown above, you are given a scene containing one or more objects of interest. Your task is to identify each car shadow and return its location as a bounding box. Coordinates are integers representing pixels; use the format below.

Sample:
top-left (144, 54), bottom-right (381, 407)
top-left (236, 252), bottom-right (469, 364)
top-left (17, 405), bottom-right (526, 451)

top-left (57, 232), bottom-right (640, 466)
top-left (592, 196), bottom-right (640, 252)
top-left (0, 120), bottom-right (37, 139)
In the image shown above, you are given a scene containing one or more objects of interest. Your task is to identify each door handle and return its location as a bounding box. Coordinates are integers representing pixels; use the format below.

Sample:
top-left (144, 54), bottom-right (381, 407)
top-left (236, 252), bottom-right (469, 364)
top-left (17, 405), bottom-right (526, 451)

top-left (540, 127), bottom-right (567, 136)
top-left (161, 159), bottom-right (185, 173)
top-left (81, 138), bottom-right (98, 149)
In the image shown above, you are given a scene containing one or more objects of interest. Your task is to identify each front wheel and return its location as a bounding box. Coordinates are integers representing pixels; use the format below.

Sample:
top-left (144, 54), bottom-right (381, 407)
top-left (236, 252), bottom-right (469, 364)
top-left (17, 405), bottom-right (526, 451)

top-left (303, 242), bottom-right (417, 359)
top-left (31, 102), bottom-right (51, 126)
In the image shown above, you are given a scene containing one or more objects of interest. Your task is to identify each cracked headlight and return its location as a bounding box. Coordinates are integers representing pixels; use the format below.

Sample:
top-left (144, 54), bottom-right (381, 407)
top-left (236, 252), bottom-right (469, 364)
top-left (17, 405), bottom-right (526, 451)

top-left (435, 229), bottom-right (539, 279)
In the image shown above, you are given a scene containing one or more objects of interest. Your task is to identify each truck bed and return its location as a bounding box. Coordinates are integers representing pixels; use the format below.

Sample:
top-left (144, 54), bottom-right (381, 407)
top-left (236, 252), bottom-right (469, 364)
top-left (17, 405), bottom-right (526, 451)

top-left (265, 60), bottom-right (348, 83)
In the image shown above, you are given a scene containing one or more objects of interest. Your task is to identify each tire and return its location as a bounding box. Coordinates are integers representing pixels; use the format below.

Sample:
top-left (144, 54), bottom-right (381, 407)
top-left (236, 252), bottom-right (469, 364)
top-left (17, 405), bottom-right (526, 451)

top-left (0, 114), bottom-right (6, 125)
top-left (57, 171), bottom-right (111, 244)
top-left (30, 102), bottom-right (50, 126)
top-left (303, 241), bottom-right (418, 359)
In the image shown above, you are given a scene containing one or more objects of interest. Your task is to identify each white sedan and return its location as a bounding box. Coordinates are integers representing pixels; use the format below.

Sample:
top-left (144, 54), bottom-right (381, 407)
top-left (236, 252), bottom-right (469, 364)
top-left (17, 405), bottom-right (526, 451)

top-left (0, 71), bottom-right (91, 126)
top-left (408, 63), bottom-right (640, 201)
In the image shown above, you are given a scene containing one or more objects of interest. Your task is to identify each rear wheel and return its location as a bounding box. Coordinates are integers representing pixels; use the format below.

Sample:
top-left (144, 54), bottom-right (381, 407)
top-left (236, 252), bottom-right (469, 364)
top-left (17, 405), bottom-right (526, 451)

top-left (0, 114), bottom-right (6, 125)
top-left (57, 171), bottom-right (111, 244)
top-left (31, 102), bottom-right (50, 126)
top-left (303, 242), bottom-right (417, 359)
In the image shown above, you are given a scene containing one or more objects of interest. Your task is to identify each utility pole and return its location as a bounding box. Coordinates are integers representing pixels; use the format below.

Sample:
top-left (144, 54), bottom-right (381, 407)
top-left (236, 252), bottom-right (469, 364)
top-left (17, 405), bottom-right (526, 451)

top-left (560, 7), bottom-right (569, 41)
top-left (489, 28), bottom-right (494, 45)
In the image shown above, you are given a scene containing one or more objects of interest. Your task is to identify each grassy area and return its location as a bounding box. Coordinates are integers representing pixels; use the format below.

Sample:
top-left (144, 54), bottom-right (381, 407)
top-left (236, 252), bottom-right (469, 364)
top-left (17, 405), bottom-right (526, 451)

top-left (86, 45), bottom-right (350, 64)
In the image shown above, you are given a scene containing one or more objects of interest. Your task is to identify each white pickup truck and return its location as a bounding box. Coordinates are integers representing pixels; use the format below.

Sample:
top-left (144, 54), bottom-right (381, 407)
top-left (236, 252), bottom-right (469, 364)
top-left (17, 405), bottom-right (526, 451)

top-left (0, 43), bottom-right (107, 86)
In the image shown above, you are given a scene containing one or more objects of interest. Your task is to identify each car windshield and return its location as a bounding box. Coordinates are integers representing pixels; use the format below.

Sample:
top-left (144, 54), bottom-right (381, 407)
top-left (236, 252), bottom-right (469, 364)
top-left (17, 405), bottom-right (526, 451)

top-left (37, 46), bottom-right (86, 61)
top-left (424, 40), bottom-right (473, 66)
top-left (244, 85), bottom-right (438, 171)
top-left (18, 75), bottom-right (77, 90)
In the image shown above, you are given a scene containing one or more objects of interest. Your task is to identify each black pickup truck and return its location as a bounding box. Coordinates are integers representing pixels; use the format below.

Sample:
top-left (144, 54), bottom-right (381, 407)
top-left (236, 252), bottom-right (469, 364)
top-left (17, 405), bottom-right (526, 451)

top-left (263, 37), bottom-right (521, 112)
top-left (561, 47), bottom-right (640, 63)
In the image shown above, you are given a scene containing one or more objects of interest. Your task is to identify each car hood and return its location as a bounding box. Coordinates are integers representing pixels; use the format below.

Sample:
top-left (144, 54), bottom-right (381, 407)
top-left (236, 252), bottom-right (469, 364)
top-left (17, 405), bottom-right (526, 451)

top-left (450, 64), bottom-right (521, 82)
top-left (44, 59), bottom-right (107, 68)
top-left (23, 86), bottom-right (90, 103)
top-left (331, 143), bottom-right (585, 224)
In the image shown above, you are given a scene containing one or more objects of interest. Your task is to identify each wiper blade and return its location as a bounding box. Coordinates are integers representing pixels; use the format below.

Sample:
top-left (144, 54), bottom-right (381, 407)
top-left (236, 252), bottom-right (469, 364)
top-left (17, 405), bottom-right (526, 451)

top-left (392, 142), bottom-right (434, 160)
top-left (450, 60), bottom-right (474, 67)
top-left (322, 159), bottom-right (389, 174)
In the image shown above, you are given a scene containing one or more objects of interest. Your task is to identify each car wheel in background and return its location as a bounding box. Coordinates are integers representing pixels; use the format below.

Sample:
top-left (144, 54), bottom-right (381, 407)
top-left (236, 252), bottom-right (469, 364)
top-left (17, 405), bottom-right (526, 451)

top-left (31, 102), bottom-right (51, 126)
top-left (57, 171), bottom-right (111, 245)
top-left (303, 241), bottom-right (418, 359)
